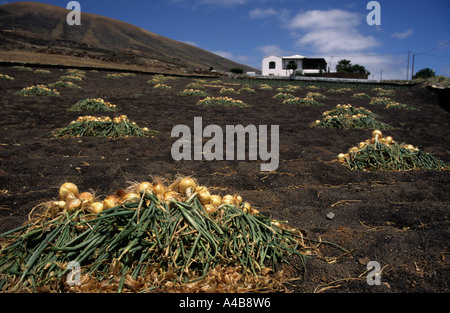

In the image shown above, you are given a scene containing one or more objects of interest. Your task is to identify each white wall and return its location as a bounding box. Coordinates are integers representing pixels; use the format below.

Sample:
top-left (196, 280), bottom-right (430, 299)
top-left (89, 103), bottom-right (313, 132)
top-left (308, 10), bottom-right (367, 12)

top-left (262, 55), bottom-right (284, 76)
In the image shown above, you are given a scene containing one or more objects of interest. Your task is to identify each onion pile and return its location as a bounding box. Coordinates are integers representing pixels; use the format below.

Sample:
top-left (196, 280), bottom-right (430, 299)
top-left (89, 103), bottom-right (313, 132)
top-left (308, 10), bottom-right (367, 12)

top-left (50, 115), bottom-right (157, 138)
top-left (313, 104), bottom-right (393, 130)
top-left (69, 98), bottom-right (118, 112)
top-left (338, 130), bottom-right (448, 171)
top-left (14, 85), bottom-right (60, 97)
top-left (0, 177), bottom-right (343, 293)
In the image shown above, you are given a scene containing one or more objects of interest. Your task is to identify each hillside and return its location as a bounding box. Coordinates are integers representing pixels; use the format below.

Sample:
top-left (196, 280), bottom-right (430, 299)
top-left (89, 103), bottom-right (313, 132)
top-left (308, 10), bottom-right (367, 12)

top-left (0, 1), bottom-right (257, 73)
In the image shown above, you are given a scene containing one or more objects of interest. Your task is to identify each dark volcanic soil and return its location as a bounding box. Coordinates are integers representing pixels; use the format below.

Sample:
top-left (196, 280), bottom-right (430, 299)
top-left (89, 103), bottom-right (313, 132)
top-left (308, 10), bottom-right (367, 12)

top-left (0, 66), bottom-right (449, 293)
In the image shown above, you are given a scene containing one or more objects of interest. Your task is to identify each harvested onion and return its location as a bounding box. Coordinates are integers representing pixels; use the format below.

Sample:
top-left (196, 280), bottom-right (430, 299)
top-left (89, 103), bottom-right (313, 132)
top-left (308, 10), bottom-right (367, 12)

top-left (59, 183), bottom-right (79, 200)
top-left (178, 178), bottom-right (196, 196)
top-left (67, 198), bottom-right (82, 211)
top-left (222, 195), bottom-right (235, 205)
top-left (209, 195), bottom-right (222, 207)
top-left (138, 182), bottom-right (152, 193)
top-left (90, 202), bottom-right (104, 214)
top-left (122, 193), bottom-right (140, 203)
top-left (197, 190), bottom-right (211, 205)
top-left (78, 192), bottom-right (94, 204)
top-left (103, 195), bottom-right (120, 209)
top-left (372, 130), bottom-right (383, 141)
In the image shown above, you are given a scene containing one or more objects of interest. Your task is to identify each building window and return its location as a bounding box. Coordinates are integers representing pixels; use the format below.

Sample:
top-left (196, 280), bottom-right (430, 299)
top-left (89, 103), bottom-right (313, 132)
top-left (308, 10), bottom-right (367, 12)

top-left (269, 61), bottom-right (276, 69)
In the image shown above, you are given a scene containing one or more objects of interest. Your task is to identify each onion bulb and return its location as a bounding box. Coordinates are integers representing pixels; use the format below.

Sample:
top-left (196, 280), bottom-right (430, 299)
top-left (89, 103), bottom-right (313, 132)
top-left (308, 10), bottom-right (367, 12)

top-left (197, 190), bottom-right (211, 205)
top-left (234, 195), bottom-right (243, 205)
top-left (103, 195), bottom-right (120, 210)
top-left (385, 136), bottom-right (394, 145)
top-left (122, 193), bottom-right (140, 203)
top-left (204, 204), bottom-right (217, 216)
top-left (53, 201), bottom-right (66, 210)
top-left (78, 192), bottom-right (94, 204)
top-left (138, 182), bottom-right (152, 193)
top-left (243, 202), bottom-right (252, 214)
top-left (348, 147), bottom-right (358, 153)
top-left (90, 202), bottom-right (104, 214)
top-left (222, 195), bottom-right (235, 205)
top-left (338, 153), bottom-right (346, 160)
top-left (67, 198), bottom-right (82, 211)
top-left (209, 195), bottom-right (222, 207)
top-left (152, 183), bottom-right (165, 195)
top-left (59, 183), bottom-right (79, 200)
top-left (371, 130), bottom-right (383, 141)
top-left (177, 178), bottom-right (197, 196)
top-left (164, 191), bottom-right (179, 202)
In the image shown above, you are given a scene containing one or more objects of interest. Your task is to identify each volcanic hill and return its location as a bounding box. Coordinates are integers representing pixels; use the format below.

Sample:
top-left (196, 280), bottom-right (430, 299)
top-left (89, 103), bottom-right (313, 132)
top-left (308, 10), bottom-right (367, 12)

top-left (0, 1), bottom-right (257, 73)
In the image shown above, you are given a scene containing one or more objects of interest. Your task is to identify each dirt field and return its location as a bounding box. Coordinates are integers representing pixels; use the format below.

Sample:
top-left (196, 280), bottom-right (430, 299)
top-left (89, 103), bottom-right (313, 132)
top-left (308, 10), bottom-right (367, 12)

top-left (0, 65), bottom-right (449, 293)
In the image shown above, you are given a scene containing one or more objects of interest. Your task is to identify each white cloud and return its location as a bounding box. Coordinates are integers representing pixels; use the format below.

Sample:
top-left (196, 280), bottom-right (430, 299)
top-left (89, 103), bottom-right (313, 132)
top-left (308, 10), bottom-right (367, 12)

top-left (182, 41), bottom-right (198, 47)
top-left (256, 44), bottom-right (285, 56)
top-left (213, 51), bottom-right (234, 59)
top-left (392, 29), bottom-right (414, 39)
top-left (287, 9), bottom-right (361, 30)
top-left (249, 8), bottom-right (278, 19)
top-left (285, 9), bottom-right (380, 54)
top-left (297, 28), bottom-right (379, 54)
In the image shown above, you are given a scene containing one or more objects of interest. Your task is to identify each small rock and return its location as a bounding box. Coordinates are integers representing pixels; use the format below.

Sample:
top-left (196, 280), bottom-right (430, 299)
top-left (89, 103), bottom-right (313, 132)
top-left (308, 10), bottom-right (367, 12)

top-left (326, 212), bottom-right (335, 220)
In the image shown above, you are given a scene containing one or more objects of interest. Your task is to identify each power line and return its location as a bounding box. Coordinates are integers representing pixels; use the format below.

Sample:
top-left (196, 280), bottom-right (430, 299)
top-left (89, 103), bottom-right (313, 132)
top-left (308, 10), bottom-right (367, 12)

top-left (420, 53), bottom-right (450, 59)
top-left (415, 40), bottom-right (450, 56)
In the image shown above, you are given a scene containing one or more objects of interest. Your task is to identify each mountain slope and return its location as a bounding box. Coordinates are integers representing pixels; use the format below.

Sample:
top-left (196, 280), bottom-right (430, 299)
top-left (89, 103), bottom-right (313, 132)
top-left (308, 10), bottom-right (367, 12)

top-left (0, 1), bottom-right (257, 73)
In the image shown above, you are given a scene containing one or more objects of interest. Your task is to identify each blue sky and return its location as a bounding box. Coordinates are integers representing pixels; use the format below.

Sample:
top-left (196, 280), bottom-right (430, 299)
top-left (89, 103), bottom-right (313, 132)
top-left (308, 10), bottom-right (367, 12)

top-left (3, 0), bottom-right (450, 79)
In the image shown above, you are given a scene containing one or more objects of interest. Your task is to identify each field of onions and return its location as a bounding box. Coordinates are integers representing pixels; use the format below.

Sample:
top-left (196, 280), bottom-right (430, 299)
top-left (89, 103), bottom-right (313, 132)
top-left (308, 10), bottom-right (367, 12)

top-left (0, 65), bottom-right (449, 293)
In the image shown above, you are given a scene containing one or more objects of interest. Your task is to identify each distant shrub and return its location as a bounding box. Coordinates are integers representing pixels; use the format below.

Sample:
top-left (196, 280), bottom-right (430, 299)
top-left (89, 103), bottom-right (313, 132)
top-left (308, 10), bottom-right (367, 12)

top-left (229, 68), bottom-right (244, 74)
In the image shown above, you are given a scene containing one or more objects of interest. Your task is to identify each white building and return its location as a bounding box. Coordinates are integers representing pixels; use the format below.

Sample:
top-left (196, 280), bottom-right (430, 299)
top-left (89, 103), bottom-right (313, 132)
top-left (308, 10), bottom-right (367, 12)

top-left (262, 54), bottom-right (328, 77)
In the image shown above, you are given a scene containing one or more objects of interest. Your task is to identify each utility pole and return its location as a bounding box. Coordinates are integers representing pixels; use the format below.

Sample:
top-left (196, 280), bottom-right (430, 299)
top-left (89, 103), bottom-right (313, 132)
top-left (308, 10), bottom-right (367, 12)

top-left (411, 54), bottom-right (415, 79)
top-left (406, 51), bottom-right (410, 80)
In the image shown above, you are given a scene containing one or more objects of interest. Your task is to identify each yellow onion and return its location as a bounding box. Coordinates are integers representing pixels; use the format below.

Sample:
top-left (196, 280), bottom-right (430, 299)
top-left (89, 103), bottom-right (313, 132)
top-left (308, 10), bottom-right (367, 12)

top-left (358, 142), bottom-right (366, 148)
top-left (152, 183), bottom-right (165, 195)
top-left (271, 221), bottom-right (281, 227)
top-left (122, 193), bottom-right (140, 203)
top-left (90, 202), bottom-right (104, 214)
top-left (197, 189), bottom-right (211, 205)
top-left (177, 178), bottom-right (197, 196)
top-left (53, 201), bottom-right (67, 210)
top-left (242, 202), bottom-right (252, 214)
top-left (67, 198), bottom-right (82, 211)
top-left (138, 182), bottom-right (152, 193)
top-left (338, 153), bottom-right (346, 160)
top-left (372, 130), bottom-right (383, 141)
top-left (222, 195), bottom-right (235, 205)
top-left (348, 147), bottom-right (359, 153)
top-left (59, 182), bottom-right (79, 200)
top-left (204, 204), bottom-right (217, 216)
top-left (209, 195), bottom-right (222, 207)
top-left (103, 195), bottom-right (120, 210)
top-left (164, 191), bottom-right (179, 202)
top-left (385, 136), bottom-right (394, 145)
top-left (78, 192), bottom-right (94, 204)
